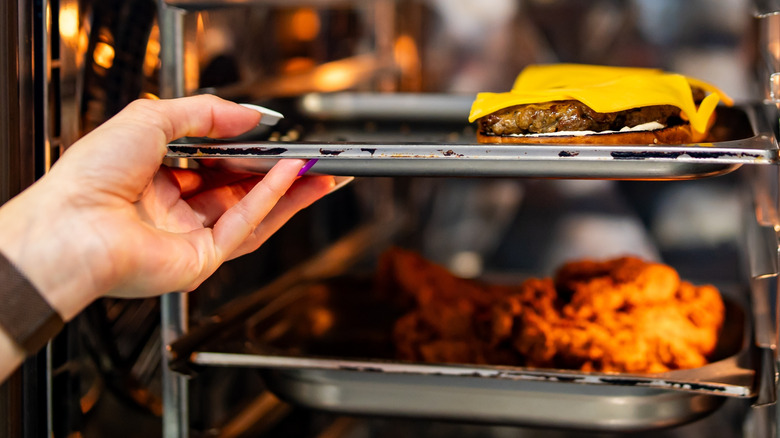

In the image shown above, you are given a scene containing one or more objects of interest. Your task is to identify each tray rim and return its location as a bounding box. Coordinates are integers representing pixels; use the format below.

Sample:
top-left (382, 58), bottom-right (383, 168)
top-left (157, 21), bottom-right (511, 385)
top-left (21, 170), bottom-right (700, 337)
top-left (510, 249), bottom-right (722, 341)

top-left (166, 103), bottom-right (778, 179)
top-left (188, 274), bottom-right (755, 399)
top-left (190, 350), bottom-right (755, 398)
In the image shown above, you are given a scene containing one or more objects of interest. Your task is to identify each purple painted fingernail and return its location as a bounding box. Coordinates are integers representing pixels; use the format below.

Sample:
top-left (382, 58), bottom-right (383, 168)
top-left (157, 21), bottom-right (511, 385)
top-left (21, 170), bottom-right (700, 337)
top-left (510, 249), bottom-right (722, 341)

top-left (297, 159), bottom-right (318, 176)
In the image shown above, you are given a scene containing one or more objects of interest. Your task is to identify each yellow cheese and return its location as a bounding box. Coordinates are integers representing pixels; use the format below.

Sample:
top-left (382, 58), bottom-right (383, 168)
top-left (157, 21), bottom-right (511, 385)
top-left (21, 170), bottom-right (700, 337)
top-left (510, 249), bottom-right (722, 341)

top-left (511, 64), bottom-right (662, 91)
top-left (469, 64), bottom-right (732, 136)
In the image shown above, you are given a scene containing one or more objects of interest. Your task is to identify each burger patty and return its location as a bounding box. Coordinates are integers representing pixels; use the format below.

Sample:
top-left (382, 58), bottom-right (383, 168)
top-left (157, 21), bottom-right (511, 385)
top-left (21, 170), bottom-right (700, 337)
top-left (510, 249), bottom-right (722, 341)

top-left (479, 100), bottom-right (683, 136)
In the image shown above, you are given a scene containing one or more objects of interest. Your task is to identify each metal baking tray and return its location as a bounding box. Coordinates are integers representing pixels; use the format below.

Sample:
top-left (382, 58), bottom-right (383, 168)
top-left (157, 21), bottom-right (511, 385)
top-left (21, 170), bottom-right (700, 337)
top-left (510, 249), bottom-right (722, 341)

top-left (167, 97), bottom-right (778, 180)
top-left (260, 369), bottom-right (725, 431)
top-left (188, 273), bottom-right (756, 431)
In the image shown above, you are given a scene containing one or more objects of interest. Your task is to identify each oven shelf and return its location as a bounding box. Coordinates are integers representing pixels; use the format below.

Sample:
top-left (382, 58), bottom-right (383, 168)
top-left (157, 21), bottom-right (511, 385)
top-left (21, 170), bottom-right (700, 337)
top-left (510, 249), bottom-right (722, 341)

top-left (167, 218), bottom-right (759, 432)
top-left (180, 274), bottom-right (755, 431)
top-left (167, 100), bottom-right (778, 180)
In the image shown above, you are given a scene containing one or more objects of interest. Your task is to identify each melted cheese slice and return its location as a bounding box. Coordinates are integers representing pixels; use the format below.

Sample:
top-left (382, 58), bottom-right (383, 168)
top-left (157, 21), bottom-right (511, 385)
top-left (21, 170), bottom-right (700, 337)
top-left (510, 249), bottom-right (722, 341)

top-left (468, 64), bottom-right (732, 136)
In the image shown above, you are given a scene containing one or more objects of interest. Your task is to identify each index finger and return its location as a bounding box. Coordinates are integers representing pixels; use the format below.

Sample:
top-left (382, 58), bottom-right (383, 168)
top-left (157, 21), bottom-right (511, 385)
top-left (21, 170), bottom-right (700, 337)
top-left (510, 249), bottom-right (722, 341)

top-left (212, 159), bottom-right (306, 260)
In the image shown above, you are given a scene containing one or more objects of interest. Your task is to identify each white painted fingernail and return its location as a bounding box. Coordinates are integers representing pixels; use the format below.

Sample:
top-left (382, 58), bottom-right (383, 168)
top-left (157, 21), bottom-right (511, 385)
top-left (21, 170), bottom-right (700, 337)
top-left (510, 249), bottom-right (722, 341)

top-left (328, 176), bottom-right (354, 195)
top-left (239, 103), bottom-right (284, 126)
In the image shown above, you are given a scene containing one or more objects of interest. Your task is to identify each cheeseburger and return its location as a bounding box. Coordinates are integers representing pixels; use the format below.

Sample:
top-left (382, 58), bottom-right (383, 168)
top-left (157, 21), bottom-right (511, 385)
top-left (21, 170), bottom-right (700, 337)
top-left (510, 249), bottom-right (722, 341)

top-left (469, 64), bottom-right (732, 145)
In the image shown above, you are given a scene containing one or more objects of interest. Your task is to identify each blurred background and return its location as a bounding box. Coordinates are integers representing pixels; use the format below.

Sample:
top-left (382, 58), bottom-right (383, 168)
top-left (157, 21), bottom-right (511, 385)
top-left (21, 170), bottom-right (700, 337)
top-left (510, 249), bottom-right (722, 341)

top-left (79, 0), bottom-right (756, 128)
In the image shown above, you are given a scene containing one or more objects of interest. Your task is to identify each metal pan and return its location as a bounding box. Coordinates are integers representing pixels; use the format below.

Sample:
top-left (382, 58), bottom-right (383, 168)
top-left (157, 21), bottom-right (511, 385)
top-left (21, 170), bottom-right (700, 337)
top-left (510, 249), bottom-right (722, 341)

top-left (189, 274), bottom-right (755, 431)
top-left (167, 100), bottom-right (777, 180)
top-left (261, 368), bottom-right (726, 432)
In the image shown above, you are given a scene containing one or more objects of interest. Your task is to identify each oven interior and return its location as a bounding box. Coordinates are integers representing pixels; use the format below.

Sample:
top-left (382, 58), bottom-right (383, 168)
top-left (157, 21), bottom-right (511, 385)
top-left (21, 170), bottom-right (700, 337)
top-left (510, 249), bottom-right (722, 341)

top-left (27, 0), bottom-right (780, 437)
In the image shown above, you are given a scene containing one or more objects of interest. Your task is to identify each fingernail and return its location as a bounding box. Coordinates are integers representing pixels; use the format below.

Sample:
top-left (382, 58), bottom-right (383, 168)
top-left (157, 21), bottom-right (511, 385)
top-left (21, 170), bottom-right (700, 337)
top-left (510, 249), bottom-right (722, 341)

top-left (239, 103), bottom-right (284, 126)
top-left (297, 159), bottom-right (318, 176)
top-left (327, 176), bottom-right (354, 195)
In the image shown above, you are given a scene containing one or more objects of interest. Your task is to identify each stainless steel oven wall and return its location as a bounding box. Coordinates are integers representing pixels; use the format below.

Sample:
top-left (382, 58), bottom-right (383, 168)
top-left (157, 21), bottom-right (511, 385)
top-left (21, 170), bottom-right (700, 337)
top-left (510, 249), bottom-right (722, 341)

top-left (1, 0), bottom-right (66, 435)
top-left (0, 0), bottom-right (32, 436)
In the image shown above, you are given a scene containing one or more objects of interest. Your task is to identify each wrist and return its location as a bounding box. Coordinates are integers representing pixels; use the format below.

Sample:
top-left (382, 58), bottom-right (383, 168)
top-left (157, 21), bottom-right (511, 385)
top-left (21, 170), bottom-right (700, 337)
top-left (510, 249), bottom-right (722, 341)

top-left (0, 180), bottom-right (100, 321)
top-left (0, 251), bottom-right (65, 353)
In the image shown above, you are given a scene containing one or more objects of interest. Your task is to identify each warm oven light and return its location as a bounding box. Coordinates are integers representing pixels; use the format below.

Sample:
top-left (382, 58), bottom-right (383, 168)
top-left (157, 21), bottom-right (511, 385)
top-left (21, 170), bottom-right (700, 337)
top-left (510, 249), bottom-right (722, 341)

top-left (197, 11), bottom-right (205, 35)
top-left (393, 34), bottom-right (419, 74)
top-left (59, 3), bottom-right (79, 44)
top-left (143, 24), bottom-right (161, 77)
top-left (290, 8), bottom-right (320, 41)
top-left (93, 42), bottom-right (115, 69)
top-left (312, 55), bottom-right (380, 92)
top-left (314, 63), bottom-right (355, 91)
top-left (282, 57), bottom-right (316, 74)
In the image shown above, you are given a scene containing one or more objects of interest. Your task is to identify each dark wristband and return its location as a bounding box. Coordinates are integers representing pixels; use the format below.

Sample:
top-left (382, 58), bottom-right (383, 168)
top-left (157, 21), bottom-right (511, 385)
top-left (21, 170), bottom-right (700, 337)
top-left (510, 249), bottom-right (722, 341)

top-left (0, 251), bottom-right (64, 354)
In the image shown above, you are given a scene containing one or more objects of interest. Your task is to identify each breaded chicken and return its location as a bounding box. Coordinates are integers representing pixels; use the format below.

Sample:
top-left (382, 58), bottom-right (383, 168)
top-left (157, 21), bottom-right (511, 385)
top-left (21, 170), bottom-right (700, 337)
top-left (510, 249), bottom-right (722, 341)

top-left (387, 248), bottom-right (725, 373)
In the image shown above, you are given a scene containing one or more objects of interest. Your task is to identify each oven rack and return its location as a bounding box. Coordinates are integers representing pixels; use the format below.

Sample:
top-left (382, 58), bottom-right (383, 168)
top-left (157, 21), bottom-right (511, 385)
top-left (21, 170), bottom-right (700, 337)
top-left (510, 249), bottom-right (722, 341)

top-left (167, 102), bottom-right (779, 180)
top-left (163, 213), bottom-right (764, 431)
top-left (168, 216), bottom-right (760, 399)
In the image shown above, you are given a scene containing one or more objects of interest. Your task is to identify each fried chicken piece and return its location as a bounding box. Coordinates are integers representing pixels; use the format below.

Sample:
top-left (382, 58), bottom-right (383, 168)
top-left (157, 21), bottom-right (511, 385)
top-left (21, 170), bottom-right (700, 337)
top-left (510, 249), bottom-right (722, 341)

top-left (556, 257), bottom-right (680, 312)
top-left (377, 247), bottom-right (518, 308)
top-left (388, 249), bottom-right (726, 374)
top-left (489, 277), bottom-right (557, 345)
top-left (503, 258), bottom-right (724, 373)
top-left (385, 247), bottom-right (521, 364)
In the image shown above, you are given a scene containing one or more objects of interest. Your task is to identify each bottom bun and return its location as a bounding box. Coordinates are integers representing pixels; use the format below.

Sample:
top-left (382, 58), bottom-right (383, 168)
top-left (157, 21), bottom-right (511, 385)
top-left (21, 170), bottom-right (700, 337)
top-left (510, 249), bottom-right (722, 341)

top-left (477, 124), bottom-right (702, 145)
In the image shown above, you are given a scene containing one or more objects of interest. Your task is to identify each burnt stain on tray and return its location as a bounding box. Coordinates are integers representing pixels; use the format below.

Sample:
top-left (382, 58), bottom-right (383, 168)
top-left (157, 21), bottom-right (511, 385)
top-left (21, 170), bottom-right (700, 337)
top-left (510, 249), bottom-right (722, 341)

top-left (338, 365), bottom-right (385, 373)
top-left (598, 378), bottom-right (727, 393)
top-left (611, 151), bottom-right (686, 160)
top-left (320, 148), bottom-right (344, 156)
top-left (559, 151), bottom-right (579, 157)
top-left (360, 148), bottom-right (377, 155)
top-left (169, 145), bottom-right (288, 156)
top-left (611, 150), bottom-right (764, 160)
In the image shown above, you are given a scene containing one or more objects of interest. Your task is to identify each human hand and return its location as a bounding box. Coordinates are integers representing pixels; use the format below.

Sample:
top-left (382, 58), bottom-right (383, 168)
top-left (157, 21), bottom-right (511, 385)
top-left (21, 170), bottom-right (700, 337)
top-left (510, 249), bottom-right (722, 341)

top-left (0, 95), bottom-right (335, 320)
